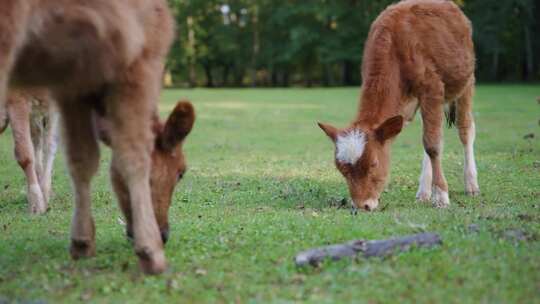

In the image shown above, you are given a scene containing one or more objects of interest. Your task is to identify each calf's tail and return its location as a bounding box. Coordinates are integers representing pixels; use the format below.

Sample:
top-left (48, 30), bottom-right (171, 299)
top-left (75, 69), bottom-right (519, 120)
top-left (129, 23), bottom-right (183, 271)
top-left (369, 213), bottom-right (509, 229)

top-left (445, 102), bottom-right (456, 128)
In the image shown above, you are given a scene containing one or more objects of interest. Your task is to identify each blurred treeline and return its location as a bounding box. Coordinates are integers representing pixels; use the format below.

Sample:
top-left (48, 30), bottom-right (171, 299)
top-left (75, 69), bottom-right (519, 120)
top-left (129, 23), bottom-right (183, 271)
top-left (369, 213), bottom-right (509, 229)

top-left (166, 0), bottom-right (540, 87)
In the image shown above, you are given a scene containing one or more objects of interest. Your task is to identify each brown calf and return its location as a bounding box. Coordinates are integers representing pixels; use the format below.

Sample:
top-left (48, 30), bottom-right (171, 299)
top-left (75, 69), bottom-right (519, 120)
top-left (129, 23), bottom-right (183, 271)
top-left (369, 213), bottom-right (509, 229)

top-left (1, 89), bottom-right (59, 214)
top-left (319, 0), bottom-right (479, 211)
top-left (0, 0), bottom-right (177, 274)
top-left (1, 90), bottom-right (195, 245)
top-left (94, 100), bottom-right (195, 245)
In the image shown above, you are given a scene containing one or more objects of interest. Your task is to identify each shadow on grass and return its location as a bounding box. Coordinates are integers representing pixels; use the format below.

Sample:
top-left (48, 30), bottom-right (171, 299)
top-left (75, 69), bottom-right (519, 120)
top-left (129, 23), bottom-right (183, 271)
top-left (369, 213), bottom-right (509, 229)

top-left (173, 172), bottom-right (441, 213)
top-left (0, 197), bottom-right (30, 214)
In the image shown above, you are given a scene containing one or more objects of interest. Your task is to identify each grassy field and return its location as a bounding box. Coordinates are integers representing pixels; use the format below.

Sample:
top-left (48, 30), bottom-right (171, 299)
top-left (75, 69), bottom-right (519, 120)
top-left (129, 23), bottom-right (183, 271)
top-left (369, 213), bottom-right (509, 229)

top-left (0, 85), bottom-right (539, 303)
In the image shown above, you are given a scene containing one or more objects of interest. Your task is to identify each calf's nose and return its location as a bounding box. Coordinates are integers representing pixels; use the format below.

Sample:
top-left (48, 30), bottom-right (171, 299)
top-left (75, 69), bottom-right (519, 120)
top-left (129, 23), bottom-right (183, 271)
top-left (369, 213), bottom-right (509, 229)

top-left (357, 198), bottom-right (379, 212)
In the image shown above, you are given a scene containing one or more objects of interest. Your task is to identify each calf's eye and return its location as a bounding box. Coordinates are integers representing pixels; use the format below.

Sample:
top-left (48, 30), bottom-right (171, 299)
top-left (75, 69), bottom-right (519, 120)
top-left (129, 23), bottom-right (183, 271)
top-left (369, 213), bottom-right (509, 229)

top-left (176, 172), bottom-right (184, 182)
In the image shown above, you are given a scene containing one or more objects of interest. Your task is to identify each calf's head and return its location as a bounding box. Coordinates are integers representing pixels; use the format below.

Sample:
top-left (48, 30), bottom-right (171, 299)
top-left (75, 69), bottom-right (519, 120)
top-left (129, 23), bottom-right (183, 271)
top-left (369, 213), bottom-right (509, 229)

top-left (149, 101), bottom-right (195, 242)
top-left (318, 116), bottom-right (403, 211)
top-left (105, 101), bottom-right (195, 243)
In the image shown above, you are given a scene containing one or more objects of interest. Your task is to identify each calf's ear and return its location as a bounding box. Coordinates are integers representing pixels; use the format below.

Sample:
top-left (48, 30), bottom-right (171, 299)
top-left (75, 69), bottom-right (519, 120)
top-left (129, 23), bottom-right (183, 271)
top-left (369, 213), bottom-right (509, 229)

top-left (159, 101), bottom-right (195, 151)
top-left (318, 122), bottom-right (339, 142)
top-left (375, 115), bottom-right (403, 143)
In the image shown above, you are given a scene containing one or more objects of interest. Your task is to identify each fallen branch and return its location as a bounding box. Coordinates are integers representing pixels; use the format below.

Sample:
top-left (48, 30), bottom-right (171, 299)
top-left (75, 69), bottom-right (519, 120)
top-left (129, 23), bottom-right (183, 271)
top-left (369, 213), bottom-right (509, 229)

top-left (295, 232), bottom-right (442, 267)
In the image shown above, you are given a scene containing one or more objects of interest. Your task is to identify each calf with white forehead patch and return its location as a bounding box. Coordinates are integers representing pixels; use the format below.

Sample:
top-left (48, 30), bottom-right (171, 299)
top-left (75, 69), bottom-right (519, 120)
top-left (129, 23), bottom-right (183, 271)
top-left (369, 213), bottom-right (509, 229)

top-left (319, 0), bottom-right (480, 211)
top-left (319, 117), bottom-right (403, 211)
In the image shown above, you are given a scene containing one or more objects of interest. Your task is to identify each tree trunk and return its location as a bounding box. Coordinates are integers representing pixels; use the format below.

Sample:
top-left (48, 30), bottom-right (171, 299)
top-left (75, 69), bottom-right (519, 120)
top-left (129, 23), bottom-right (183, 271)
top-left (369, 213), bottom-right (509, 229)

top-left (186, 16), bottom-right (197, 88)
top-left (271, 67), bottom-right (279, 87)
top-left (305, 66), bottom-right (313, 87)
top-left (233, 65), bottom-right (244, 87)
top-left (203, 63), bottom-right (214, 88)
top-left (342, 60), bottom-right (354, 86)
top-left (523, 24), bottom-right (533, 81)
top-left (251, 5), bottom-right (260, 87)
top-left (491, 50), bottom-right (499, 81)
top-left (222, 64), bottom-right (231, 87)
top-left (282, 70), bottom-right (290, 87)
top-left (323, 63), bottom-right (334, 87)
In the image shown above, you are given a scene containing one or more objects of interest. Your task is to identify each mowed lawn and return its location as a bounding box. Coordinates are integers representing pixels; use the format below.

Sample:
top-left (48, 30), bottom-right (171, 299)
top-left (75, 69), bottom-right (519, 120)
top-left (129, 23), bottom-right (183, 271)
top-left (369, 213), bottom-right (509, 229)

top-left (0, 85), bottom-right (539, 303)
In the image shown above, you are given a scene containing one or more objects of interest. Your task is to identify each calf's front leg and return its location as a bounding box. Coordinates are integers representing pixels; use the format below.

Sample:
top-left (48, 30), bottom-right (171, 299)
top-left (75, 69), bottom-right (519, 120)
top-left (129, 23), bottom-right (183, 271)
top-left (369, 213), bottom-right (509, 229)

top-left (416, 151), bottom-right (432, 202)
top-left (58, 100), bottom-right (100, 259)
top-left (111, 166), bottom-right (134, 241)
top-left (107, 61), bottom-right (166, 275)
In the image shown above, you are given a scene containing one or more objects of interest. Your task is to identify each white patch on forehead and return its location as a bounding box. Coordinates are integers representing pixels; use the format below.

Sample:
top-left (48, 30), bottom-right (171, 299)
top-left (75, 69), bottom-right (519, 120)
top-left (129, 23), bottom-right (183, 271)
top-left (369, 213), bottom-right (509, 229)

top-left (336, 129), bottom-right (366, 165)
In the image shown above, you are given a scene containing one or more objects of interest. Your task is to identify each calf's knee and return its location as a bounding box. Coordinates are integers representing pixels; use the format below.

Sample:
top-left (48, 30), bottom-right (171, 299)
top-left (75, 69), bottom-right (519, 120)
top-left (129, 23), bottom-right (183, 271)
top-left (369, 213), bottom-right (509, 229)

top-left (424, 146), bottom-right (439, 159)
top-left (15, 150), bottom-right (32, 170)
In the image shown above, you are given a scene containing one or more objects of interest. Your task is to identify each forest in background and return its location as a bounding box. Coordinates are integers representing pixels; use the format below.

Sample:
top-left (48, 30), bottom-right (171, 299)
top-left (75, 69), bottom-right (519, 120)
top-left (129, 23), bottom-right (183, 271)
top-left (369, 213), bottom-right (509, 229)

top-left (166, 0), bottom-right (540, 87)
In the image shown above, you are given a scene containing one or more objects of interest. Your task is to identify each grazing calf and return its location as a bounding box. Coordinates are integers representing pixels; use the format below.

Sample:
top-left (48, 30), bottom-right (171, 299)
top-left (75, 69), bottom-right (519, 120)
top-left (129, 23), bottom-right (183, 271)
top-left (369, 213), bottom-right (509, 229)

top-left (93, 100), bottom-right (196, 246)
top-left (1, 89), bottom-right (195, 247)
top-left (1, 89), bottom-right (59, 214)
top-left (0, 0), bottom-right (177, 274)
top-left (318, 0), bottom-right (479, 211)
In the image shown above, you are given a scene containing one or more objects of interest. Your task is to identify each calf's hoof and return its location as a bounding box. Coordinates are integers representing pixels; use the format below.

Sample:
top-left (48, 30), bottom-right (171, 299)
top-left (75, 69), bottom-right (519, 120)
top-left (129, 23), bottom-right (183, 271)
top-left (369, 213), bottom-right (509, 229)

top-left (465, 184), bottom-right (480, 197)
top-left (29, 204), bottom-right (47, 215)
top-left (28, 184), bottom-right (47, 215)
top-left (465, 189), bottom-right (480, 197)
top-left (70, 239), bottom-right (96, 259)
top-left (136, 247), bottom-right (167, 275)
top-left (415, 190), bottom-right (432, 203)
top-left (431, 186), bottom-right (450, 208)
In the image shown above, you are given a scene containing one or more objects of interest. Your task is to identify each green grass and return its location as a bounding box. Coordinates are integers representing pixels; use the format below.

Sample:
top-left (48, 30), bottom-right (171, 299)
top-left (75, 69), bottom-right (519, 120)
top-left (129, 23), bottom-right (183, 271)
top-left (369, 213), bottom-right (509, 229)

top-left (1, 85), bottom-right (539, 303)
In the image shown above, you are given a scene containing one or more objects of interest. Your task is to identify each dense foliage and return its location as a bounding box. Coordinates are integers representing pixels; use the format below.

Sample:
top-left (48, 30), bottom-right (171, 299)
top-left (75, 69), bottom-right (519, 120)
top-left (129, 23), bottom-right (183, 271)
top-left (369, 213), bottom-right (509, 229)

top-left (167, 0), bottom-right (540, 87)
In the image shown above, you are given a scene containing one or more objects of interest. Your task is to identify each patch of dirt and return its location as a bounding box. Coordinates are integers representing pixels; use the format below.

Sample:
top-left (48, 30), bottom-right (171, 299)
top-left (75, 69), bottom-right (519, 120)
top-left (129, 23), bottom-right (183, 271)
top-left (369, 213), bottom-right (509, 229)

top-left (468, 224), bottom-right (480, 233)
top-left (497, 229), bottom-right (538, 243)
top-left (324, 196), bottom-right (348, 209)
top-left (501, 229), bottom-right (529, 242)
top-left (80, 290), bottom-right (93, 302)
top-left (517, 214), bottom-right (538, 222)
top-left (523, 133), bottom-right (535, 140)
top-left (478, 215), bottom-right (505, 221)
top-left (467, 223), bottom-right (537, 242)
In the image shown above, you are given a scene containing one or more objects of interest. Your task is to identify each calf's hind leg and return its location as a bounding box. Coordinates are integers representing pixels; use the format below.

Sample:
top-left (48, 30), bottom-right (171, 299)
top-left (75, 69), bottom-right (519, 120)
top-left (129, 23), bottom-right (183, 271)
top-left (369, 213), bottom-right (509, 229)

top-left (41, 107), bottom-right (60, 204)
top-left (456, 85), bottom-right (480, 196)
top-left (8, 99), bottom-right (46, 214)
top-left (58, 100), bottom-right (100, 259)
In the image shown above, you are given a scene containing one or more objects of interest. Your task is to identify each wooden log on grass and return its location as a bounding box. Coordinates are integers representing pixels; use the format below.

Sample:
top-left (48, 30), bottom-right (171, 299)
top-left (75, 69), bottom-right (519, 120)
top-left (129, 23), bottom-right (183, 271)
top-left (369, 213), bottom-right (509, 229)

top-left (295, 232), bottom-right (442, 267)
